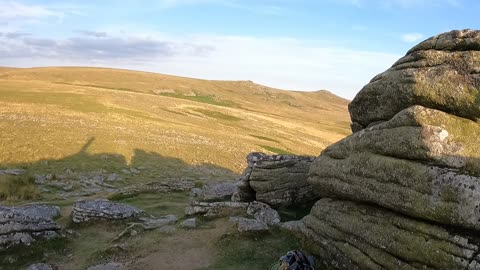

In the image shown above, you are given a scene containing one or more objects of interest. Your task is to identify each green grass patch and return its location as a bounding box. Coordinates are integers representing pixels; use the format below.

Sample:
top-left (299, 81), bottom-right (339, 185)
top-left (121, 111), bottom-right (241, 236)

top-left (0, 237), bottom-right (67, 270)
top-left (0, 174), bottom-right (40, 201)
top-left (211, 229), bottom-right (302, 270)
top-left (159, 93), bottom-right (237, 107)
top-left (250, 135), bottom-right (280, 143)
top-left (259, 145), bottom-right (294, 155)
top-left (114, 192), bottom-right (190, 217)
top-left (194, 109), bottom-right (242, 122)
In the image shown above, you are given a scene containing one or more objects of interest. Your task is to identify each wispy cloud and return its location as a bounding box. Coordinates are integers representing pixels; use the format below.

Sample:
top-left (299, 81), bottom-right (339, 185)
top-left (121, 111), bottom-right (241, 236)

top-left (401, 32), bottom-right (424, 43)
top-left (1, 30), bottom-right (399, 98)
top-left (0, 1), bottom-right (58, 19)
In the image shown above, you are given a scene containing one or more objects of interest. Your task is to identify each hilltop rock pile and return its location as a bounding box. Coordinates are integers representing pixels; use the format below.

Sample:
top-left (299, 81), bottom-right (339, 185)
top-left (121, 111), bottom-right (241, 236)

top-left (0, 204), bottom-right (61, 249)
top-left (297, 30), bottom-right (480, 269)
top-left (232, 152), bottom-right (318, 207)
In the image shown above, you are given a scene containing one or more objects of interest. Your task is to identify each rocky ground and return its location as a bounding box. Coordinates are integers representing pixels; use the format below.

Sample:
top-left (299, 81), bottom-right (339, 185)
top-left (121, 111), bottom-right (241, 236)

top-left (0, 152), bottom-right (316, 270)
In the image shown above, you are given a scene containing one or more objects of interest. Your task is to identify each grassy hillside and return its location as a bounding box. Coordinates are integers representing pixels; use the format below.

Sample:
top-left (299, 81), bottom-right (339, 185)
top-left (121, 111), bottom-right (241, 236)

top-left (0, 66), bottom-right (350, 173)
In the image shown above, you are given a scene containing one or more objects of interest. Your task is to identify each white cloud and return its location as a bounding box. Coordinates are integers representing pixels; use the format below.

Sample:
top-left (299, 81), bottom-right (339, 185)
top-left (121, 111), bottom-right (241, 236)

top-left (0, 1), bottom-right (58, 19)
top-left (1, 31), bottom-right (400, 99)
top-left (401, 32), bottom-right (425, 43)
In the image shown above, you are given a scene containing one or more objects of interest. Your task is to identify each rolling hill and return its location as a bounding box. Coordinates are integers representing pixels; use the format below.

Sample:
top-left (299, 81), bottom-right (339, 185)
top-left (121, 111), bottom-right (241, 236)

top-left (0, 66), bottom-right (350, 173)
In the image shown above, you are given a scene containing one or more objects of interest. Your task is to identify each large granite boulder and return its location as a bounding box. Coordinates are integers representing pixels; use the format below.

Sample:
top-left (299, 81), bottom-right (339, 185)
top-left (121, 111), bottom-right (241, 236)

top-left (349, 29), bottom-right (480, 131)
top-left (72, 199), bottom-right (144, 223)
top-left (310, 105), bottom-right (480, 230)
top-left (232, 153), bottom-right (318, 207)
top-left (0, 204), bottom-right (61, 250)
top-left (301, 30), bottom-right (480, 269)
top-left (300, 199), bottom-right (480, 270)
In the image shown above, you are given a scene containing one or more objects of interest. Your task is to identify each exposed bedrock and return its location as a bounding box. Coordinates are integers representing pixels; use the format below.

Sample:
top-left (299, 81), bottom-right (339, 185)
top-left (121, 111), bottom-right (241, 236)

top-left (298, 29), bottom-right (480, 270)
top-left (232, 152), bottom-right (319, 208)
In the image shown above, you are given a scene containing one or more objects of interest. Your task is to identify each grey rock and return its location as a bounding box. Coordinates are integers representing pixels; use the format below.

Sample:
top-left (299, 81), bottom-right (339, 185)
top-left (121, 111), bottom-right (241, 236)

top-left (233, 217), bottom-right (268, 233)
top-left (232, 154), bottom-right (318, 207)
top-left (129, 167), bottom-right (140, 174)
top-left (201, 181), bottom-right (238, 201)
top-left (0, 205), bottom-right (61, 250)
top-left (45, 174), bottom-right (54, 180)
top-left (309, 106), bottom-right (480, 230)
top-left (26, 263), bottom-right (53, 270)
top-left (349, 29), bottom-right (480, 128)
top-left (185, 201), bottom-right (249, 218)
top-left (301, 199), bottom-right (480, 270)
top-left (107, 173), bottom-right (120, 182)
top-left (121, 169), bottom-right (131, 175)
top-left (189, 188), bottom-right (203, 197)
top-left (34, 175), bottom-right (46, 185)
top-left (247, 201), bottom-right (280, 225)
top-left (139, 215), bottom-right (177, 230)
top-left (87, 262), bottom-right (123, 270)
top-left (72, 199), bottom-right (144, 223)
top-left (13, 204), bottom-right (61, 220)
top-left (0, 168), bottom-right (25, 176)
top-left (248, 154), bottom-right (318, 207)
top-left (180, 218), bottom-right (197, 229)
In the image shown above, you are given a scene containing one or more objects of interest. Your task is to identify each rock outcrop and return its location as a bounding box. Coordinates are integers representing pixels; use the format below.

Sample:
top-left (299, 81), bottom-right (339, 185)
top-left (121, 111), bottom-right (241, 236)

top-left (72, 199), bottom-right (144, 223)
top-left (232, 152), bottom-right (318, 207)
top-left (110, 178), bottom-right (195, 199)
top-left (301, 30), bottom-right (480, 269)
top-left (349, 29), bottom-right (480, 131)
top-left (0, 204), bottom-right (61, 250)
top-left (201, 181), bottom-right (237, 202)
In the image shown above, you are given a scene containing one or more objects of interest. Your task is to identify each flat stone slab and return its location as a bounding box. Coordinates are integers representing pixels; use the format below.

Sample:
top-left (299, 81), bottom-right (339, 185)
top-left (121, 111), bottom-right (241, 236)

top-left (72, 199), bottom-right (144, 223)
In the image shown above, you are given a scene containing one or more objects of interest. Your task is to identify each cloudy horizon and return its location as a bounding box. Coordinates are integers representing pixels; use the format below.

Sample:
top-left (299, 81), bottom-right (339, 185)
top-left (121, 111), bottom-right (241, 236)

top-left (1, 0), bottom-right (477, 98)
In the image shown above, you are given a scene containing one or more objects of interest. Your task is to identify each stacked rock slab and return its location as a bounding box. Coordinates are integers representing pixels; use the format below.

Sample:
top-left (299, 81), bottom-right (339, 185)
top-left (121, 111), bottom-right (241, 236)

top-left (303, 30), bottom-right (480, 269)
top-left (72, 199), bottom-right (144, 223)
top-left (0, 205), bottom-right (61, 250)
top-left (232, 152), bottom-right (318, 207)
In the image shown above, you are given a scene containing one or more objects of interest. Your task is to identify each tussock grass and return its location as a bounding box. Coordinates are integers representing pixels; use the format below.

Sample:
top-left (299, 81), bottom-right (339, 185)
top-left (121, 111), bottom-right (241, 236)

top-left (0, 174), bottom-right (39, 201)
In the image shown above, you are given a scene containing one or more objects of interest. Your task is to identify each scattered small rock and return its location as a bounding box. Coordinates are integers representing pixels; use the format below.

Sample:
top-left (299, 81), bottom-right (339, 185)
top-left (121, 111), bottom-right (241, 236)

top-left (0, 168), bottom-right (25, 176)
top-left (139, 215), bottom-right (177, 230)
top-left (230, 217), bottom-right (268, 233)
top-left (247, 201), bottom-right (280, 225)
top-left (190, 188), bottom-right (203, 197)
top-left (180, 218), bottom-right (197, 229)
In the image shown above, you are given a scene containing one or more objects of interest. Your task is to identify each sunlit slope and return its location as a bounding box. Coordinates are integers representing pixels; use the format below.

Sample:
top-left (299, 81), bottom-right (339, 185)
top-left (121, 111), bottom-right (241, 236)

top-left (0, 67), bottom-right (350, 172)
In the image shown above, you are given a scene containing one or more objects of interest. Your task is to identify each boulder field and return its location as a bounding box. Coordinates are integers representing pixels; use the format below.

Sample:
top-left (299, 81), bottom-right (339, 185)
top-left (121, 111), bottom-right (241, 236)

top-left (296, 29), bottom-right (480, 269)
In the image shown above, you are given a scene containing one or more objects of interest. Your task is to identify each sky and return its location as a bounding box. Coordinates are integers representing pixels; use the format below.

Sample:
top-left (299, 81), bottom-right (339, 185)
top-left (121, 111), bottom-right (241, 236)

top-left (0, 0), bottom-right (478, 98)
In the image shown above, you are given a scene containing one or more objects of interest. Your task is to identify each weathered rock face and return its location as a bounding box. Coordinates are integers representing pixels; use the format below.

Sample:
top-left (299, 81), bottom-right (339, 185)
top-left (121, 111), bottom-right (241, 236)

top-left (302, 30), bottom-right (480, 269)
top-left (301, 199), bottom-right (480, 270)
top-left (232, 153), bottom-right (318, 207)
top-left (201, 181), bottom-right (238, 202)
top-left (310, 105), bottom-right (480, 230)
top-left (0, 205), bottom-right (61, 250)
top-left (349, 29), bottom-right (480, 131)
top-left (72, 199), bottom-right (144, 223)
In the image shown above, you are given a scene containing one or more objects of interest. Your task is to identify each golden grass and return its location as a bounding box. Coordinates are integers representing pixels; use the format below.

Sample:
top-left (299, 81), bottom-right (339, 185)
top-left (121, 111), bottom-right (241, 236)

top-left (0, 174), bottom-right (39, 201)
top-left (0, 66), bottom-right (351, 173)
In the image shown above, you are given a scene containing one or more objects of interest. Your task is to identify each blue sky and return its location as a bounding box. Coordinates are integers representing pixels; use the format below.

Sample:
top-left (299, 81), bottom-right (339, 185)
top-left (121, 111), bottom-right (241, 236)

top-left (1, 0), bottom-right (478, 98)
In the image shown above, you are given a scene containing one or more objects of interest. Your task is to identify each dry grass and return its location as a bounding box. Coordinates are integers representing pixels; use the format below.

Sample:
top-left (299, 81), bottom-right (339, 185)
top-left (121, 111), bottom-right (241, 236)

top-left (0, 66), bottom-right (350, 173)
top-left (0, 174), bottom-right (39, 201)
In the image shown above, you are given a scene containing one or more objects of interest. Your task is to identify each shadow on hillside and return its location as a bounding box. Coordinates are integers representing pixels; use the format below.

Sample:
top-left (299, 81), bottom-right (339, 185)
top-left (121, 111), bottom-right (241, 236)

top-left (0, 137), bottom-right (240, 184)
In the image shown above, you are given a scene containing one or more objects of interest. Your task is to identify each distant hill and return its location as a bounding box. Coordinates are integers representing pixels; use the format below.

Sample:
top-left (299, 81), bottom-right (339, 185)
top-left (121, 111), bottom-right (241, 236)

top-left (0, 66), bottom-right (350, 172)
